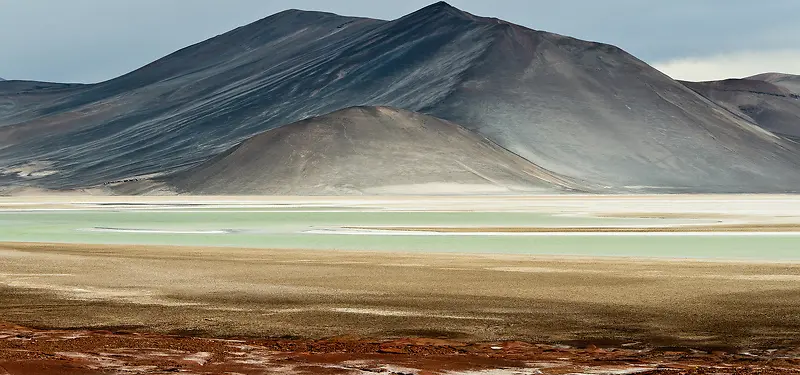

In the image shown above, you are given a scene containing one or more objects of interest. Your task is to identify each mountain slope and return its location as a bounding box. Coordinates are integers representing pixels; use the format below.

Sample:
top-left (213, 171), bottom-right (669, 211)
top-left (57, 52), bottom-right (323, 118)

top-left (3, 4), bottom-right (490, 189)
top-left (682, 78), bottom-right (800, 140)
top-left (159, 106), bottom-right (573, 195)
top-left (2, 2), bottom-right (800, 193)
top-left (0, 9), bottom-right (385, 188)
top-left (420, 21), bottom-right (800, 192)
top-left (0, 81), bottom-right (87, 135)
top-left (749, 73), bottom-right (800, 95)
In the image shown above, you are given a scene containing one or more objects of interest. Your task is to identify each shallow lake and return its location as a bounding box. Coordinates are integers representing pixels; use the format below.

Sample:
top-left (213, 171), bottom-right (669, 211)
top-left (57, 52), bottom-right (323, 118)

top-left (1, 209), bottom-right (798, 261)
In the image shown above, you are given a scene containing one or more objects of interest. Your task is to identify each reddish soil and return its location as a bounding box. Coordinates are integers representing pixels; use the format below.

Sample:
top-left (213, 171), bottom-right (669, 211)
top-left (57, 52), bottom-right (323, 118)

top-left (1, 323), bottom-right (799, 374)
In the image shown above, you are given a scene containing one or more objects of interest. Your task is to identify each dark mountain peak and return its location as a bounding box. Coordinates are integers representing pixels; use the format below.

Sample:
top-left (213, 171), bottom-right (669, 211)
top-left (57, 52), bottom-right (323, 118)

top-left (272, 8), bottom-right (351, 20)
top-left (240, 7), bottom-right (370, 32)
top-left (400, 1), bottom-right (475, 22)
top-left (427, 1), bottom-right (459, 11)
top-left (222, 7), bottom-right (374, 41)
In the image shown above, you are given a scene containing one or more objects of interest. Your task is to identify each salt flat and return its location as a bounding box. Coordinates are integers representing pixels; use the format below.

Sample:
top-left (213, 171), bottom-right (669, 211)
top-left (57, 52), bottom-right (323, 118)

top-left (1, 195), bottom-right (800, 260)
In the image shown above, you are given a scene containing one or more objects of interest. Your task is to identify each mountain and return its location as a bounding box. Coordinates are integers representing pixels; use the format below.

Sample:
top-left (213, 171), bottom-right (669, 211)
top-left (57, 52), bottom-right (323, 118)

top-left (2, 2), bottom-right (800, 194)
top-left (153, 106), bottom-right (575, 195)
top-left (682, 78), bottom-right (800, 140)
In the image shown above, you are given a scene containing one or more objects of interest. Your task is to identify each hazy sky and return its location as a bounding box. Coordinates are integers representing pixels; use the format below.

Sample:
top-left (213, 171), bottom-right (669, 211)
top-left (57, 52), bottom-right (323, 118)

top-left (2, 0), bottom-right (799, 83)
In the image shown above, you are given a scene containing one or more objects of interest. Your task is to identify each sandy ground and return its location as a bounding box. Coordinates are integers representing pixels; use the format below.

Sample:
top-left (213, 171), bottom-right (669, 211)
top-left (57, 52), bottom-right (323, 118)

top-left (1, 241), bottom-right (799, 349)
top-left (2, 242), bottom-right (800, 373)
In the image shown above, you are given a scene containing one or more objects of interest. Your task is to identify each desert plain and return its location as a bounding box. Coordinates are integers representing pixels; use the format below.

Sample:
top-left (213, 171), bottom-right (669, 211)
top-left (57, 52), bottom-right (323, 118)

top-left (1, 194), bottom-right (799, 374)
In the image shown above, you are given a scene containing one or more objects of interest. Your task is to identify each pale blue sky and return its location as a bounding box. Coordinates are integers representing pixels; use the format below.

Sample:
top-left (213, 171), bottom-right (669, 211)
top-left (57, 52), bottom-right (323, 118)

top-left (1, 0), bottom-right (799, 83)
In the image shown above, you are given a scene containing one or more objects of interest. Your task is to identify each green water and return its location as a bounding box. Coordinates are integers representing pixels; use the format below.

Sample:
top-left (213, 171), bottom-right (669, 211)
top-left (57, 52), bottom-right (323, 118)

top-left (1, 210), bottom-right (798, 261)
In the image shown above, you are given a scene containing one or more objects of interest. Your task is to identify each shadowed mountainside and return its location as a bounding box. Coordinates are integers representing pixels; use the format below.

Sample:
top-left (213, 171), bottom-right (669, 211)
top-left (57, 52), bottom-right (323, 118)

top-left (2, 2), bottom-right (800, 194)
top-left (0, 81), bottom-right (87, 126)
top-left (682, 78), bottom-right (800, 140)
top-left (158, 106), bottom-right (575, 195)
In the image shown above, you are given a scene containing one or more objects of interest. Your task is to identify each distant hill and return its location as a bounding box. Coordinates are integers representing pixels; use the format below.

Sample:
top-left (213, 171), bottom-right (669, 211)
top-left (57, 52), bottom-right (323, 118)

top-left (749, 73), bottom-right (800, 95)
top-left (683, 77), bottom-right (800, 140)
top-left (2, 1), bottom-right (800, 194)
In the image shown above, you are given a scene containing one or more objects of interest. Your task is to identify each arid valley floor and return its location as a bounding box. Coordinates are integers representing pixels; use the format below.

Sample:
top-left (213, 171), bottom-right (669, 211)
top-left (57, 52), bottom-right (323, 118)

top-left (1, 195), bottom-right (800, 374)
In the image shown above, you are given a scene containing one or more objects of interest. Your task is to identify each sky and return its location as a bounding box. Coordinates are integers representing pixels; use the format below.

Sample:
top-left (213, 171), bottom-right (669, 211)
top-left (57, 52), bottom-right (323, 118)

top-left (1, 0), bottom-right (799, 83)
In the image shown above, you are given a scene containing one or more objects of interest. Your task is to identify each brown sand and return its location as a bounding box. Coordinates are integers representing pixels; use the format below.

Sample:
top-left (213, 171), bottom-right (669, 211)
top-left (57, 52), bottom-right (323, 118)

top-left (1, 237), bottom-right (800, 373)
top-left (1, 242), bottom-right (799, 350)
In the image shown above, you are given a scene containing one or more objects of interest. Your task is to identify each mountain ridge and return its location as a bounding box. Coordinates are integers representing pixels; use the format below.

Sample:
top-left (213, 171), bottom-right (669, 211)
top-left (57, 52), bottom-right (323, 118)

top-left (2, 3), bottom-right (800, 194)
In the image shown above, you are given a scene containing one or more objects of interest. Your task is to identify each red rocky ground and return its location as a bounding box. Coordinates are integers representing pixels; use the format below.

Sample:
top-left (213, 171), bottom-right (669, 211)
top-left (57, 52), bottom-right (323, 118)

top-left (1, 323), bottom-right (799, 374)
